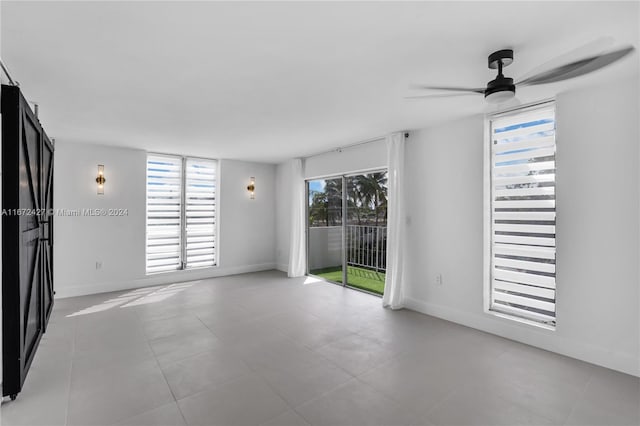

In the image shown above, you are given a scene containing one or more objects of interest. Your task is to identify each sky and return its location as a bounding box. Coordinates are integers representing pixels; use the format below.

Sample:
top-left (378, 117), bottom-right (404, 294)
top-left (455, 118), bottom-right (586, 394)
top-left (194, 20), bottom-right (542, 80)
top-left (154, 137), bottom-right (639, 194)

top-left (308, 180), bottom-right (325, 194)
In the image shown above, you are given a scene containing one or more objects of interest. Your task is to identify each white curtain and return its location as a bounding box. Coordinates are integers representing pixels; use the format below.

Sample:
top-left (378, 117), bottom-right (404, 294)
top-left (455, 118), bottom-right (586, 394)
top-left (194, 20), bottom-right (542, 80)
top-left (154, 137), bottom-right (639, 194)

top-left (382, 132), bottom-right (406, 309)
top-left (288, 158), bottom-right (306, 277)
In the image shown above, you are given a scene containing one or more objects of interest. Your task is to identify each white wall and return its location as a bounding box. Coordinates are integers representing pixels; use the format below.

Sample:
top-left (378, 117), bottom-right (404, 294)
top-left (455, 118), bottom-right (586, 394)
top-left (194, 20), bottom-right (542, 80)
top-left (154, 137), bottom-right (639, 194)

top-left (218, 159), bottom-right (277, 271)
top-left (402, 76), bottom-right (640, 377)
top-left (304, 138), bottom-right (388, 179)
top-left (53, 142), bottom-right (276, 298)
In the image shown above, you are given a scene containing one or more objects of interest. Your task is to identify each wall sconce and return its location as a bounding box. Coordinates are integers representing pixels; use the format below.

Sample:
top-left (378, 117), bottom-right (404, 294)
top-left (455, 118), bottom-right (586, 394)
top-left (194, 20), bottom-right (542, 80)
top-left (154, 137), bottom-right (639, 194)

top-left (96, 165), bottom-right (106, 195)
top-left (247, 177), bottom-right (255, 199)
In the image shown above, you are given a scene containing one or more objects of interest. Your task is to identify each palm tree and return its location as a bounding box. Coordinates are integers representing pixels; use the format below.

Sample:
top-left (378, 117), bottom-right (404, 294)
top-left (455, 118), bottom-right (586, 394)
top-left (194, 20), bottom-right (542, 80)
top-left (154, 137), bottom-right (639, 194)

top-left (308, 174), bottom-right (388, 227)
top-left (346, 177), bottom-right (365, 225)
top-left (354, 173), bottom-right (387, 226)
top-left (309, 191), bottom-right (329, 226)
top-left (370, 172), bottom-right (388, 226)
top-left (324, 178), bottom-right (342, 225)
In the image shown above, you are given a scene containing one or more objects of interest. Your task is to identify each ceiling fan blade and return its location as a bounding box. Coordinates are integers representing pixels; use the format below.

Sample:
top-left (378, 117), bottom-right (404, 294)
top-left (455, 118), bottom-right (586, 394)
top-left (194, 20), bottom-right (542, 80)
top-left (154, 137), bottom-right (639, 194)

top-left (405, 92), bottom-right (482, 100)
top-left (516, 37), bottom-right (615, 83)
top-left (409, 84), bottom-right (485, 94)
top-left (517, 45), bottom-right (635, 87)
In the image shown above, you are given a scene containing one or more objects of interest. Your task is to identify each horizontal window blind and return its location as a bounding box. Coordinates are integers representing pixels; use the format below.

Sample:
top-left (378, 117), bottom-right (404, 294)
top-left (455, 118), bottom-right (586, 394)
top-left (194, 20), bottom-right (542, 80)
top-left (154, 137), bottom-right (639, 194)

top-left (490, 103), bottom-right (556, 326)
top-left (146, 155), bottom-right (183, 273)
top-left (185, 159), bottom-right (217, 268)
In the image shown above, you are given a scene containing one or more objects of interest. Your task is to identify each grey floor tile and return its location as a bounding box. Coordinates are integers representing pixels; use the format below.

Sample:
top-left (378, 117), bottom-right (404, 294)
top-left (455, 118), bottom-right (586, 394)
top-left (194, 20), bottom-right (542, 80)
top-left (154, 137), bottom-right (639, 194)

top-left (133, 303), bottom-right (196, 323)
top-left (193, 303), bottom-right (253, 328)
top-left (73, 314), bottom-right (150, 369)
top-left (30, 333), bottom-right (75, 369)
top-left (425, 384), bottom-right (556, 426)
top-left (355, 310), bottom-right (449, 354)
top-left (237, 338), bottom-right (330, 372)
top-left (67, 358), bottom-right (174, 426)
top-left (141, 314), bottom-right (211, 341)
top-left (496, 345), bottom-right (594, 390)
top-left (314, 333), bottom-right (404, 376)
top-left (114, 402), bottom-right (187, 426)
top-left (358, 350), bottom-right (474, 416)
top-left (295, 378), bottom-right (422, 426)
top-left (177, 374), bottom-right (290, 426)
top-left (74, 309), bottom-right (143, 338)
top-left (566, 367), bottom-right (640, 426)
top-left (149, 329), bottom-right (221, 367)
top-left (487, 377), bottom-right (583, 424)
top-left (206, 319), bottom-right (292, 351)
top-left (256, 357), bottom-right (353, 408)
top-left (276, 317), bottom-right (356, 349)
top-left (260, 410), bottom-right (311, 426)
top-left (161, 348), bottom-right (252, 400)
top-left (0, 358), bottom-right (72, 426)
top-left (565, 400), bottom-right (640, 426)
top-left (483, 347), bottom-right (594, 423)
top-left (72, 336), bottom-right (156, 375)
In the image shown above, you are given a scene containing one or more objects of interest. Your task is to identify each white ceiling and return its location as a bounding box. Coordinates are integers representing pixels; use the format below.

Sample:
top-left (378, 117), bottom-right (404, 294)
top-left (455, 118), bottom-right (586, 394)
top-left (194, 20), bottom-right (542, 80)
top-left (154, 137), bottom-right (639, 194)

top-left (1, 1), bottom-right (638, 163)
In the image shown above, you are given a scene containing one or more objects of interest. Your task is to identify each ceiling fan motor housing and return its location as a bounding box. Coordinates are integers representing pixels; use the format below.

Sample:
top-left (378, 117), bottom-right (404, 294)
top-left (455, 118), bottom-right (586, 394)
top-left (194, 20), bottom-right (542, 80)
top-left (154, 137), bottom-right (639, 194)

top-left (485, 75), bottom-right (516, 98)
top-left (485, 49), bottom-right (516, 103)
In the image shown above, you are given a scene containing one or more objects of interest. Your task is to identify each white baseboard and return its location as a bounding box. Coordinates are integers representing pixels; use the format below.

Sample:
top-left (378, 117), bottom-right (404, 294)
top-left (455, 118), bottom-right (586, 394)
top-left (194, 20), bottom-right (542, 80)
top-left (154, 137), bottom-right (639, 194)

top-left (276, 263), bottom-right (288, 273)
top-left (55, 263), bottom-right (276, 299)
top-left (403, 296), bottom-right (640, 378)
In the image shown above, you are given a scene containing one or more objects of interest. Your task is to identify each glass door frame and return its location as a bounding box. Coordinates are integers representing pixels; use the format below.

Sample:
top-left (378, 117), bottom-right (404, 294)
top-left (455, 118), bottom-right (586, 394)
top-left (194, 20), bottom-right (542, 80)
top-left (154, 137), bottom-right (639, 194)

top-left (305, 167), bottom-right (388, 295)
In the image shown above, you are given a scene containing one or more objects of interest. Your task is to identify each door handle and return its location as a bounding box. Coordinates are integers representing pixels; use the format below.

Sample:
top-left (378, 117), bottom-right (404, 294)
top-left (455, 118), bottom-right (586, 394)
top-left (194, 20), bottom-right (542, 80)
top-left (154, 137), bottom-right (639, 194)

top-left (38, 217), bottom-right (52, 242)
top-left (49, 216), bottom-right (53, 244)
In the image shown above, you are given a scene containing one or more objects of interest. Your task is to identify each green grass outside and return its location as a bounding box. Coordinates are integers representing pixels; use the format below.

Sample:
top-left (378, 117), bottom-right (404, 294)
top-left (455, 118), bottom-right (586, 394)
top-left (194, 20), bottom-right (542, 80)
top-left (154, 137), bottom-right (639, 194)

top-left (310, 265), bottom-right (386, 295)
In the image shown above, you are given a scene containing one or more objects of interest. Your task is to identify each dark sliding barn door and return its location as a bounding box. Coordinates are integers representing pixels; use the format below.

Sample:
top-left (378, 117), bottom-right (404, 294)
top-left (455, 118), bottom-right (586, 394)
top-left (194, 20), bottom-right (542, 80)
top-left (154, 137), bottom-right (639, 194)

top-left (42, 134), bottom-right (55, 327)
top-left (2, 84), bottom-right (54, 400)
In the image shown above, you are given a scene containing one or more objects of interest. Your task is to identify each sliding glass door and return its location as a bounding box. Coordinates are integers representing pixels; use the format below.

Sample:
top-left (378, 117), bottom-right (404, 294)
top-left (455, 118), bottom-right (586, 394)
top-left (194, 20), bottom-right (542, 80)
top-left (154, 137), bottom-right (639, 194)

top-left (344, 172), bottom-right (388, 294)
top-left (307, 177), bottom-right (344, 283)
top-left (306, 171), bottom-right (388, 295)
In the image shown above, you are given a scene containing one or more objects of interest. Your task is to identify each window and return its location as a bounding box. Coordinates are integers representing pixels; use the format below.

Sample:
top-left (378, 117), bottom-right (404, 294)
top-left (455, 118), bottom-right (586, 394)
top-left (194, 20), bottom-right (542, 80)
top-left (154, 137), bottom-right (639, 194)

top-left (184, 158), bottom-right (217, 268)
top-left (146, 154), bottom-right (217, 274)
top-left (486, 102), bottom-right (556, 327)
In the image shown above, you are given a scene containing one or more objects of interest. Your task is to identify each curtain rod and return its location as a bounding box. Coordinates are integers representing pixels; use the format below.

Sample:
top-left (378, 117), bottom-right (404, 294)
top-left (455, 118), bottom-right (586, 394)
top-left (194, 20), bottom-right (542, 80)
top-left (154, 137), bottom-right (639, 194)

top-left (0, 57), bottom-right (17, 86)
top-left (302, 132), bottom-right (408, 160)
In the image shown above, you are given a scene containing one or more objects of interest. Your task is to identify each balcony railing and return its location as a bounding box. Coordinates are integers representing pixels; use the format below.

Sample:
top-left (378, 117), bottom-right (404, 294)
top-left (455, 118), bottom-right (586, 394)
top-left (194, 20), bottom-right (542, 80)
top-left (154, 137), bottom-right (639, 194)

top-left (346, 225), bottom-right (387, 272)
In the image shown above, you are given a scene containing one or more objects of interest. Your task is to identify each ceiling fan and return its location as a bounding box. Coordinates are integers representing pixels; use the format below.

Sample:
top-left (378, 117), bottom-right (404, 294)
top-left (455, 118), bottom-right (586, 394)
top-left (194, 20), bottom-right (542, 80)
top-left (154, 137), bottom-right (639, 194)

top-left (408, 45), bottom-right (635, 104)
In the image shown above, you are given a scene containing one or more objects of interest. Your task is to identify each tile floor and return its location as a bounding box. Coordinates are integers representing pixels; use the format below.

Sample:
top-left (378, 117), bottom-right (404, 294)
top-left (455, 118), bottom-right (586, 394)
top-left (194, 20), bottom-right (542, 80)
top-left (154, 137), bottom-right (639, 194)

top-left (1, 270), bottom-right (638, 426)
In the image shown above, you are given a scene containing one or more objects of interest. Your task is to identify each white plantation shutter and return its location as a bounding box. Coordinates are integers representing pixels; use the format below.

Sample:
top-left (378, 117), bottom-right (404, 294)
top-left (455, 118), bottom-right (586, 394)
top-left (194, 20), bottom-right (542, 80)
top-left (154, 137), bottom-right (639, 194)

top-left (146, 155), bottom-right (218, 274)
top-left (185, 159), bottom-right (217, 268)
top-left (146, 155), bottom-right (183, 273)
top-left (489, 103), bottom-right (556, 326)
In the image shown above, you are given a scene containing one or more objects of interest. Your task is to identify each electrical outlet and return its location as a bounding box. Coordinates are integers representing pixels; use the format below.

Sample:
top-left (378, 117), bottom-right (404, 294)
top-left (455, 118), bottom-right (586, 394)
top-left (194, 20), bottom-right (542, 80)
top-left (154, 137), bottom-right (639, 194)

top-left (435, 273), bottom-right (443, 286)
top-left (96, 261), bottom-right (102, 270)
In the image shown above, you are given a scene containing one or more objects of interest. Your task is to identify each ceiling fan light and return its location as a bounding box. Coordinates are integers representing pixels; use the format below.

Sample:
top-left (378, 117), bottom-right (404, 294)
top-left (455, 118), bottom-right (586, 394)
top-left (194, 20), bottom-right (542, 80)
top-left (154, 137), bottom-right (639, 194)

top-left (485, 88), bottom-right (516, 104)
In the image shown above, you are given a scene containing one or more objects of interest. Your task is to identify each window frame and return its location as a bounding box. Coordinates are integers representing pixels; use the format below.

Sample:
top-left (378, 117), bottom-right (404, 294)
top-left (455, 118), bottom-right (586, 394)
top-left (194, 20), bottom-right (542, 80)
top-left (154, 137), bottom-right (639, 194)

top-left (483, 99), bottom-right (557, 330)
top-left (145, 153), bottom-right (219, 275)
